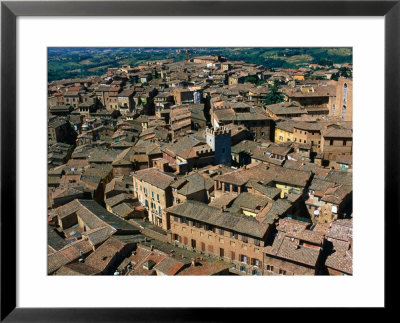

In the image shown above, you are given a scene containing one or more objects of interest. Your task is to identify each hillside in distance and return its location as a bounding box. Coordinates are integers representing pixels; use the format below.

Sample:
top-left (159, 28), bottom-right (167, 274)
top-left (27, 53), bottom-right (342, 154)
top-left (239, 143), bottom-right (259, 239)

top-left (48, 47), bottom-right (352, 82)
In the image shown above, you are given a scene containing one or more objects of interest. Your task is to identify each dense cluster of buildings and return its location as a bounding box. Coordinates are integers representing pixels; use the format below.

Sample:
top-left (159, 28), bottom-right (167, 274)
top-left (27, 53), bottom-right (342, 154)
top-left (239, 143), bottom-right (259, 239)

top-left (48, 52), bottom-right (353, 276)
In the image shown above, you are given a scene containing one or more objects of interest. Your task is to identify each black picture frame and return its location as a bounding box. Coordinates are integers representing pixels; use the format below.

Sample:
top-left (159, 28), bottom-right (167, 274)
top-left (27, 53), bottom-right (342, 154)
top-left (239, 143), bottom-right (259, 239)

top-left (1, 0), bottom-right (398, 321)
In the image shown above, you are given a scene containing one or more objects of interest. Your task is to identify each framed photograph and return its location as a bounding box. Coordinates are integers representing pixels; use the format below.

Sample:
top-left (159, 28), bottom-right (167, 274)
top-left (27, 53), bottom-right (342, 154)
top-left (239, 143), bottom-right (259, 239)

top-left (1, 0), bottom-right (398, 320)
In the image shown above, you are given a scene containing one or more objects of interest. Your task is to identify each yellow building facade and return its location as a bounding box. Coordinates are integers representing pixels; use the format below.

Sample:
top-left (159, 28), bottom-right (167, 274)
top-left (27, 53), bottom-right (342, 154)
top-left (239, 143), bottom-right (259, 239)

top-left (274, 127), bottom-right (294, 143)
top-left (294, 74), bottom-right (305, 81)
top-left (275, 183), bottom-right (303, 198)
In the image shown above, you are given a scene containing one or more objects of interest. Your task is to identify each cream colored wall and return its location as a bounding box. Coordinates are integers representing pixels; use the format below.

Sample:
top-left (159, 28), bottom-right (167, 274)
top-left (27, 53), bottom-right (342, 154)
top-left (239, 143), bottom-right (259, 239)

top-left (133, 177), bottom-right (170, 225)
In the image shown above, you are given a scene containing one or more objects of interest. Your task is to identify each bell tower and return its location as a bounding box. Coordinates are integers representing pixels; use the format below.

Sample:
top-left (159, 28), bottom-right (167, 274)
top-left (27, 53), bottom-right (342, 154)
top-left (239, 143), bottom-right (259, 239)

top-left (185, 49), bottom-right (191, 62)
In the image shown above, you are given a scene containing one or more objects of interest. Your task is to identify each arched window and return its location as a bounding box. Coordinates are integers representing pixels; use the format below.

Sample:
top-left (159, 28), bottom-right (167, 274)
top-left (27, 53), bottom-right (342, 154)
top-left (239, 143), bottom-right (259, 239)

top-left (342, 105), bottom-right (347, 119)
top-left (343, 83), bottom-right (348, 103)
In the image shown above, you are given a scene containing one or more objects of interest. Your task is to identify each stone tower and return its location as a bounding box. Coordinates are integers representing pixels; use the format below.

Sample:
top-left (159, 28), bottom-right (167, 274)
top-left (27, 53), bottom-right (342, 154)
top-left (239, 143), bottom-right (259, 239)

top-left (206, 126), bottom-right (231, 166)
top-left (332, 77), bottom-right (353, 122)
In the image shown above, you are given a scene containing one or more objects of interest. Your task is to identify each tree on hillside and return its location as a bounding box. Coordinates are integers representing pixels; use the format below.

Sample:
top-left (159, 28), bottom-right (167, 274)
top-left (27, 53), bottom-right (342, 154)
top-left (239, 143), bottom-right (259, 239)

top-left (263, 80), bottom-right (285, 105)
top-left (317, 58), bottom-right (333, 67)
top-left (257, 79), bottom-right (266, 86)
top-left (244, 76), bottom-right (257, 84)
top-left (339, 67), bottom-right (352, 78)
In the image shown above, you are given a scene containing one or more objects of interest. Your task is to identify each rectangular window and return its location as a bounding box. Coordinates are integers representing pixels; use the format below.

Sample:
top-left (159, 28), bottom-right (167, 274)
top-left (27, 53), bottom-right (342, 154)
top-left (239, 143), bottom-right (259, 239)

top-left (241, 235), bottom-right (248, 243)
top-left (230, 251), bottom-right (236, 260)
top-left (254, 239), bottom-right (260, 246)
top-left (219, 228), bottom-right (224, 236)
top-left (201, 242), bottom-right (205, 252)
top-left (279, 269), bottom-right (287, 275)
top-left (266, 265), bottom-right (274, 272)
top-left (343, 140), bottom-right (346, 146)
top-left (240, 255), bottom-right (247, 263)
top-left (253, 259), bottom-right (260, 267)
top-left (220, 248), bottom-right (224, 257)
top-left (330, 140), bottom-right (333, 146)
